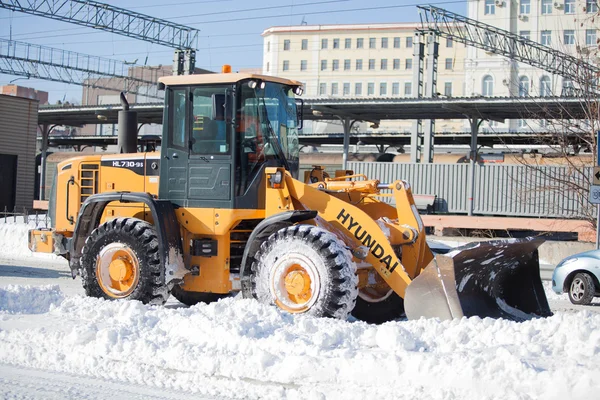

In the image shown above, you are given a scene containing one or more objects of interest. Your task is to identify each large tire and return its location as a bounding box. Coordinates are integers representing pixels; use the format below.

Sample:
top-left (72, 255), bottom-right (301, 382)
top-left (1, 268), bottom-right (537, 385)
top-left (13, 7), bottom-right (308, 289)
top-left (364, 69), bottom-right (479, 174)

top-left (568, 272), bottom-right (596, 305)
top-left (171, 284), bottom-right (229, 306)
top-left (81, 217), bottom-right (169, 305)
top-left (247, 225), bottom-right (358, 319)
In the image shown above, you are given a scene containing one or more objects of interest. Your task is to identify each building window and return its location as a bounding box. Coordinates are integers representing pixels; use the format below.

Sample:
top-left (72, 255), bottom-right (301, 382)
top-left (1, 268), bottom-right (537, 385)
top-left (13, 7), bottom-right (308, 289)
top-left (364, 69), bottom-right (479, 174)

top-left (563, 30), bottom-right (575, 45)
top-left (404, 82), bottom-right (412, 96)
top-left (343, 83), bottom-right (350, 96)
top-left (562, 79), bottom-right (575, 96)
top-left (331, 82), bottom-right (338, 96)
top-left (446, 37), bottom-right (453, 47)
top-left (586, 29), bottom-right (597, 46)
top-left (369, 38), bottom-right (376, 48)
top-left (380, 82), bottom-right (387, 96)
top-left (345, 38), bottom-right (351, 49)
top-left (392, 82), bottom-right (400, 96)
top-left (369, 59), bottom-right (375, 70)
top-left (282, 60), bottom-right (289, 71)
top-left (539, 76), bottom-right (551, 96)
top-left (482, 75), bottom-right (494, 96)
top-left (406, 37), bottom-right (413, 48)
top-left (541, 30), bottom-right (552, 45)
top-left (518, 76), bottom-right (529, 96)
top-left (380, 59), bottom-right (388, 70)
top-left (344, 59), bottom-right (351, 70)
top-left (445, 58), bottom-right (453, 70)
top-left (356, 59), bottom-right (363, 70)
top-left (357, 38), bottom-right (364, 48)
top-left (355, 82), bottom-right (362, 95)
top-left (520, 31), bottom-right (530, 40)
top-left (485, 0), bottom-right (495, 15)
top-left (541, 0), bottom-right (552, 14)
top-left (393, 37), bottom-right (401, 48)
top-left (393, 59), bottom-right (400, 70)
top-left (321, 39), bottom-right (328, 49)
top-left (565, 0), bottom-right (575, 14)
top-left (283, 40), bottom-right (290, 51)
top-left (381, 37), bottom-right (388, 48)
top-left (333, 38), bottom-right (340, 49)
top-left (519, 0), bottom-right (530, 14)
top-left (444, 82), bottom-right (452, 97)
top-left (321, 60), bottom-right (327, 71)
top-left (367, 82), bottom-right (375, 95)
top-left (301, 39), bottom-right (308, 50)
top-left (587, 0), bottom-right (598, 13)
top-left (300, 60), bottom-right (307, 71)
top-left (406, 59), bottom-right (413, 69)
top-left (266, 62), bottom-right (269, 72)
top-left (332, 59), bottom-right (339, 71)
top-left (319, 83), bottom-right (326, 95)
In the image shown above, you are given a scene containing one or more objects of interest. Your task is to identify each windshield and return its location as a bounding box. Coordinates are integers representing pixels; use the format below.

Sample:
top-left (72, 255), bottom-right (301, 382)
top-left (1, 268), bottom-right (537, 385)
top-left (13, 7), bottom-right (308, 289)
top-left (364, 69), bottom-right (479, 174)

top-left (237, 81), bottom-right (300, 190)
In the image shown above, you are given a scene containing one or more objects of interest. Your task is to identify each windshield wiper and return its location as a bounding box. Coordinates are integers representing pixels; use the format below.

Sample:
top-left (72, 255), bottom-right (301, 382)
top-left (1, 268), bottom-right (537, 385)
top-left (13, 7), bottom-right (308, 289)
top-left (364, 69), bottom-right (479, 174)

top-left (259, 96), bottom-right (290, 172)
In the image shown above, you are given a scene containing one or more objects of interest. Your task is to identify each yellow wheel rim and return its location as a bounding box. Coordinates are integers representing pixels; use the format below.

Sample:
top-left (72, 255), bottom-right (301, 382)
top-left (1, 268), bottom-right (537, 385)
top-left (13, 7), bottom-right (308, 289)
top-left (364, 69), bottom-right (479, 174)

top-left (271, 255), bottom-right (320, 313)
top-left (96, 243), bottom-right (140, 298)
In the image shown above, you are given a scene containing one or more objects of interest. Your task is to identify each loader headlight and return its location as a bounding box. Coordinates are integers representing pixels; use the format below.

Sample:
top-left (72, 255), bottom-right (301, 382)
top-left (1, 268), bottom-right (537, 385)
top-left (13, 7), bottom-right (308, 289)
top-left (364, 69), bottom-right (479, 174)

top-left (270, 170), bottom-right (284, 188)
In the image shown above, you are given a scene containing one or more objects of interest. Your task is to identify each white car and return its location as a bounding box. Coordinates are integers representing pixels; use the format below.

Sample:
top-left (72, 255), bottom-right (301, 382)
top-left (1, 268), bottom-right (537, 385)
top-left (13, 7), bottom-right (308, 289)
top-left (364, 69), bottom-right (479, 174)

top-left (552, 250), bottom-right (600, 305)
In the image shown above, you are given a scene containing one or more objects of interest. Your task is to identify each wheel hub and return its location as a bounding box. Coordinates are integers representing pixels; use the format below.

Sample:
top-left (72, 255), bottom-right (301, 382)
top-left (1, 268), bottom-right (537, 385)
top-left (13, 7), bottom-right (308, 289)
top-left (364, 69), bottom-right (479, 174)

top-left (271, 254), bottom-right (320, 313)
top-left (96, 243), bottom-right (140, 298)
top-left (571, 278), bottom-right (584, 300)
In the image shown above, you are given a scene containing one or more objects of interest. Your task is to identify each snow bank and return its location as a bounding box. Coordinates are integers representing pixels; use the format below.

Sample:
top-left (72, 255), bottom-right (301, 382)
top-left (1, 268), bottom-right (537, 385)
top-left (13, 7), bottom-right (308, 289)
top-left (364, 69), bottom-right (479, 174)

top-left (0, 285), bottom-right (599, 399)
top-left (0, 285), bottom-right (64, 314)
top-left (0, 221), bottom-right (59, 260)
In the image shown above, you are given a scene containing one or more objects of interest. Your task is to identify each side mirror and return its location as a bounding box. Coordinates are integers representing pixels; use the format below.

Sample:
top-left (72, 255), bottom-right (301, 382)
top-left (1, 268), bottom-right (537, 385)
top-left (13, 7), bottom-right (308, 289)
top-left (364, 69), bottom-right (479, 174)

top-left (211, 94), bottom-right (225, 121)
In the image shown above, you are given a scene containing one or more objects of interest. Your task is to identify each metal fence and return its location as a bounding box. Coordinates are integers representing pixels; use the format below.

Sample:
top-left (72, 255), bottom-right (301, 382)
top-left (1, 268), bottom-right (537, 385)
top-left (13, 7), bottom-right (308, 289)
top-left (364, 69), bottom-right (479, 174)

top-left (0, 207), bottom-right (51, 227)
top-left (349, 162), bottom-right (592, 218)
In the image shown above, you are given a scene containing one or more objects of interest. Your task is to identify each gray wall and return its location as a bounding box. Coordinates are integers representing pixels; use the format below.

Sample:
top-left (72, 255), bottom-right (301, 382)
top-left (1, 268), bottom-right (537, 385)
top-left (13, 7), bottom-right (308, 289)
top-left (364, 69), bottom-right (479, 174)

top-left (0, 94), bottom-right (38, 210)
top-left (349, 162), bottom-right (592, 218)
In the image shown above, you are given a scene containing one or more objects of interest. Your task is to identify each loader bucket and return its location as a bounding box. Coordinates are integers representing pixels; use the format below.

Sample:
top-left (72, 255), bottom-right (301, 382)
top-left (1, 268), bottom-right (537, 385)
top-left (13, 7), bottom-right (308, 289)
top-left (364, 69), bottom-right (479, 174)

top-left (404, 238), bottom-right (552, 321)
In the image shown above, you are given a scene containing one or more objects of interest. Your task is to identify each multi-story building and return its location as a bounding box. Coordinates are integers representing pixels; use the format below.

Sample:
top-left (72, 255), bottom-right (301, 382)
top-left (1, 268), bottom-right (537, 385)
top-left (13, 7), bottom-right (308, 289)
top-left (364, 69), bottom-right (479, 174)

top-left (262, 23), bottom-right (467, 134)
top-left (467, 0), bottom-right (599, 131)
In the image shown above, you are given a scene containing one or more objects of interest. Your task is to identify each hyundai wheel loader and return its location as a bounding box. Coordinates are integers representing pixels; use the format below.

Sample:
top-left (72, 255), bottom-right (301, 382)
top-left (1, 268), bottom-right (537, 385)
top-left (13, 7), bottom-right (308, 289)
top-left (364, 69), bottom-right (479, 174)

top-left (29, 70), bottom-right (552, 322)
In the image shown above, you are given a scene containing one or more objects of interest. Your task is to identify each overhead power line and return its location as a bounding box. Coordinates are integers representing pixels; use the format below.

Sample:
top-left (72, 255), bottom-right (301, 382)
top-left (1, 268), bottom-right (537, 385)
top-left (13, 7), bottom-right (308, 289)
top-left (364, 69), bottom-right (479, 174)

top-left (0, 38), bottom-right (163, 98)
top-left (0, 0), bottom-right (199, 49)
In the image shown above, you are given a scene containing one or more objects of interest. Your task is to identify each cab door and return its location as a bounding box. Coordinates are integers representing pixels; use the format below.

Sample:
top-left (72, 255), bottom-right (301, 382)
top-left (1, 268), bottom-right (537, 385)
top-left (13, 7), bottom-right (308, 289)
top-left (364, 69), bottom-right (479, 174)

top-left (159, 87), bottom-right (189, 205)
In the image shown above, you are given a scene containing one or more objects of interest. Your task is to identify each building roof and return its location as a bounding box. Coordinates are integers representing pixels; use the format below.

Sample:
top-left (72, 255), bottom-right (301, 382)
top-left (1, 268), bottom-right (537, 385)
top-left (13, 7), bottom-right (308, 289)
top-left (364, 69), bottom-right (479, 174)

top-left (262, 22), bottom-right (462, 36)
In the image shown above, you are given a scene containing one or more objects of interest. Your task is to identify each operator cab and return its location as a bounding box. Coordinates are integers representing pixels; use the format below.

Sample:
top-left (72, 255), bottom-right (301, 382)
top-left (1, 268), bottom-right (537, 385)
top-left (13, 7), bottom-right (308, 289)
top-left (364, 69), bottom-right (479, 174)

top-left (157, 70), bottom-right (303, 209)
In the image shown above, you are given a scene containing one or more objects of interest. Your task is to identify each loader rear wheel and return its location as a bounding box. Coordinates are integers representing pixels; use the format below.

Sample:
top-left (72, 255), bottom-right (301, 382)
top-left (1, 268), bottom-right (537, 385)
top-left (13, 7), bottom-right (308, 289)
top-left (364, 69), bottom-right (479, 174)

top-left (248, 225), bottom-right (358, 319)
top-left (171, 284), bottom-right (229, 306)
top-left (81, 218), bottom-right (168, 305)
top-left (352, 270), bottom-right (405, 323)
top-left (568, 272), bottom-right (595, 305)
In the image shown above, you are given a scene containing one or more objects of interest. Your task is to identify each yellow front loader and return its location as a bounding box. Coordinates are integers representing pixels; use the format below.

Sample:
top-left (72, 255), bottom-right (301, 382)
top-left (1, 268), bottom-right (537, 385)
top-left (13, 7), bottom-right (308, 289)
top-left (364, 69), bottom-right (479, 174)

top-left (29, 71), bottom-right (552, 322)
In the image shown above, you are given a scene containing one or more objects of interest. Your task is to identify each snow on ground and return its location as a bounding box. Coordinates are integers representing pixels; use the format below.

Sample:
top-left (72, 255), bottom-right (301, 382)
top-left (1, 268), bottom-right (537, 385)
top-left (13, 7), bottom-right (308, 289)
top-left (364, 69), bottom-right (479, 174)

top-left (1, 222), bottom-right (600, 399)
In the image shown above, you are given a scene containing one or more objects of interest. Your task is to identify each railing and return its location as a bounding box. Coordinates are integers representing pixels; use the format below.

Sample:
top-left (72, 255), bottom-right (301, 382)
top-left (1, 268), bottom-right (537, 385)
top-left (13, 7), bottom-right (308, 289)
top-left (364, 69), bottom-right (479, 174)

top-left (0, 207), bottom-right (51, 228)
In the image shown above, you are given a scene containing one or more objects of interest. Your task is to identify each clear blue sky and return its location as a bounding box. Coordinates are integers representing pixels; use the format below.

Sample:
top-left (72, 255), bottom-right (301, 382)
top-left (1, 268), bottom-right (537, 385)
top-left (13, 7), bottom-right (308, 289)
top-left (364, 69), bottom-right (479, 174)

top-left (0, 0), bottom-right (466, 104)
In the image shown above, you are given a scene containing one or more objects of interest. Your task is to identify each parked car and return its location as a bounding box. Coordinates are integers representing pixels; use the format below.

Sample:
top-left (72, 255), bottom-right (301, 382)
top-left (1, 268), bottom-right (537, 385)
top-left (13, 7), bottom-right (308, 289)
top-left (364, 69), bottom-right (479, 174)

top-left (552, 250), bottom-right (600, 305)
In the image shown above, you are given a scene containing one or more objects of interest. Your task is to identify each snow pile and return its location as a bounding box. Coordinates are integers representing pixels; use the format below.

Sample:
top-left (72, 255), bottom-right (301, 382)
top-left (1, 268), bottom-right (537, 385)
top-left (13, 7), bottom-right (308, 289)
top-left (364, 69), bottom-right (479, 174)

top-left (0, 285), bottom-right (64, 314)
top-left (0, 221), bottom-right (59, 260)
top-left (1, 285), bottom-right (599, 399)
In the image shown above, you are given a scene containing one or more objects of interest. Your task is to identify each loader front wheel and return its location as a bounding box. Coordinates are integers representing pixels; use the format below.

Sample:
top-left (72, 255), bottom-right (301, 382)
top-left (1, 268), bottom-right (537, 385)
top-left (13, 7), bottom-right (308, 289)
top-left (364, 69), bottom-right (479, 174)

top-left (248, 225), bottom-right (358, 319)
top-left (171, 284), bottom-right (229, 306)
top-left (568, 272), bottom-right (596, 305)
top-left (81, 218), bottom-right (168, 305)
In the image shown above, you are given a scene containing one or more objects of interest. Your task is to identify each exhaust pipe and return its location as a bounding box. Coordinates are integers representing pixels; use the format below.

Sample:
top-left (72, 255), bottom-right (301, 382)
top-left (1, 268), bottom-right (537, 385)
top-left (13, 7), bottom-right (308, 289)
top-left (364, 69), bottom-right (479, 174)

top-left (117, 92), bottom-right (138, 154)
